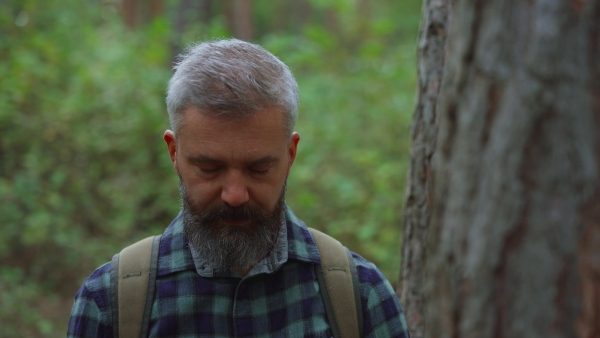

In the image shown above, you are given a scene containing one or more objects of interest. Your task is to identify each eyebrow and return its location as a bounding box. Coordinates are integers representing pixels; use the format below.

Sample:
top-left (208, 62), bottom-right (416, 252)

top-left (186, 155), bottom-right (222, 165)
top-left (186, 155), bottom-right (280, 166)
top-left (249, 155), bottom-right (280, 166)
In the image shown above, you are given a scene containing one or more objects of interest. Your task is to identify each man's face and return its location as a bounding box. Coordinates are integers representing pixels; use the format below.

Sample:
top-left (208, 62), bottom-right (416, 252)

top-left (164, 106), bottom-right (300, 271)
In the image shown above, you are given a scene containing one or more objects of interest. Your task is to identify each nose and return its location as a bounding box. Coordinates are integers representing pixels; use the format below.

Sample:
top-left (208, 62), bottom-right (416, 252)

top-left (221, 172), bottom-right (249, 207)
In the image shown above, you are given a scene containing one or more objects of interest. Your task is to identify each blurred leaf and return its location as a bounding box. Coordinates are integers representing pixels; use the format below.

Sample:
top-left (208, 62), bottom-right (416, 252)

top-left (0, 0), bottom-right (421, 335)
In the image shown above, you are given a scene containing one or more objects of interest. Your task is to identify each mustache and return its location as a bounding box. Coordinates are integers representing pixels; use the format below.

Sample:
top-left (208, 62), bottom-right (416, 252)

top-left (199, 203), bottom-right (270, 223)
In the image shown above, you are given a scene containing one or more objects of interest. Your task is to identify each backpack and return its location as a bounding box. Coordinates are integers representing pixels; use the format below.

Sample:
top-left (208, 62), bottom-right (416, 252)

top-left (110, 228), bottom-right (364, 338)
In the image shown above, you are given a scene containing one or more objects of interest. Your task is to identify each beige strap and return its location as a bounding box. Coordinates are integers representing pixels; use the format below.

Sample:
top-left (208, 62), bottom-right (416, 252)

top-left (112, 231), bottom-right (359, 337)
top-left (310, 228), bottom-right (360, 338)
top-left (117, 236), bottom-right (155, 338)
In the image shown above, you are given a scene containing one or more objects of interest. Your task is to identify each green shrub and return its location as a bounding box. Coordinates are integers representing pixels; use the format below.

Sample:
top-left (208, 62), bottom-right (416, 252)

top-left (1, 1), bottom-right (178, 334)
top-left (0, 0), bottom-right (419, 335)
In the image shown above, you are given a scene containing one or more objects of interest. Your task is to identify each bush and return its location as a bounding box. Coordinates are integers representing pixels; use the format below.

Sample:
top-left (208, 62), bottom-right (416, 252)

top-left (0, 0), bottom-right (419, 335)
top-left (1, 1), bottom-right (178, 334)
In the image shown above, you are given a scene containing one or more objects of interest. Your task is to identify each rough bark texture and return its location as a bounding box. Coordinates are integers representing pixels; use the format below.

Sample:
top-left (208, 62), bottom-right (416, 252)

top-left (232, 0), bottom-right (254, 41)
top-left (120, 0), bottom-right (163, 29)
top-left (199, 0), bottom-right (213, 24)
top-left (148, 0), bottom-right (163, 22)
top-left (397, 1), bottom-right (451, 337)
top-left (422, 0), bottom-right (600, 337)
top-left (121, 0), bottom-right (139, 29)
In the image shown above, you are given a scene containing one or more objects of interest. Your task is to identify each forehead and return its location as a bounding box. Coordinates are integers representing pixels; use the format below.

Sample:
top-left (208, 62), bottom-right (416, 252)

top-left (177, 106), bottom-right (289, 158)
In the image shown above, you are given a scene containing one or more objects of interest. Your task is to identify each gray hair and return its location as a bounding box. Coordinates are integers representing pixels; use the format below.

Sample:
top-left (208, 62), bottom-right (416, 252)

top-left (166, 39), bottom-right (299, 136)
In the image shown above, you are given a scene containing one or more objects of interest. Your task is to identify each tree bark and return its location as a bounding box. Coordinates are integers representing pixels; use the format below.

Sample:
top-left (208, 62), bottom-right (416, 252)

top-left (148, 0), bottom-right (163, 20)
top-left (121, 0), bottom-right (139, 29)
top-left (120, 0), bottom-right (162, 28)
top-left (175, 0), bottom-right (193, 37)
top-left (414, 0), bottom-right (600, 337)
top-left (199, 0), bottom-right (213, 24)
top-left (398, 1), bottom-right (451, 338)
top-left (232, 0), bottom-right (254, 41)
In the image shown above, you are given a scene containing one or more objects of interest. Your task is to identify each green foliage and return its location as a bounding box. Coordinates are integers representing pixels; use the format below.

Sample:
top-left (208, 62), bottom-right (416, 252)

top-left (1, 0), bottom-right (420, 335)
top-left (263, 24), bottom-right (416, 283)
top-left (1, 1), bottom-right (179, 334)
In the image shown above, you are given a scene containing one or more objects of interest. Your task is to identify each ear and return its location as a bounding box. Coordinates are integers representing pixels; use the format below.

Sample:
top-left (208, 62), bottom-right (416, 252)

top-left (287, 132), bottom-right (300, 170)
top-left (164, 130), bottom-right (179, 174)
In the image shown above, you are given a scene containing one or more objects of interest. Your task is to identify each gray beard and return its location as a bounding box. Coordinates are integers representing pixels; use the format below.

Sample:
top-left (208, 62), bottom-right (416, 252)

top-left (180, 181), bottom-right (286, 272)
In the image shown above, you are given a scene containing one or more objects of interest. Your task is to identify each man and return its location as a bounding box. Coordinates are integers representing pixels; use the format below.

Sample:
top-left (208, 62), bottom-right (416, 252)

top-left (68, 39), bottom-right (410, 337)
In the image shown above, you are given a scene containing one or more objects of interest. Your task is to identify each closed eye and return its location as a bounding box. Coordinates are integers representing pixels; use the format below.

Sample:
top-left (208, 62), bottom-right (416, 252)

top-left (248, 163), bottom-right (272, 175)
top-left (249, 168), bottom-right (269, 175)
top-left (199, 166), bottom-right (221, 174)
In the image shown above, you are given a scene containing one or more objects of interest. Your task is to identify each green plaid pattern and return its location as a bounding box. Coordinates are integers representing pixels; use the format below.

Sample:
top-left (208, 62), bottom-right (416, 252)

top-left (68, 206), bottom-right (410, 337)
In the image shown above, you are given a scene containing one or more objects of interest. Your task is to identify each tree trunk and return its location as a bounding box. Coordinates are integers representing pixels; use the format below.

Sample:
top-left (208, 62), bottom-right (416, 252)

top-left (148, 0), bottom-right (163, 21)
top-left (199, 0), bottom-right (213, 24)
top-left (120, 0), bottom-right (162, 29)
top-left (398, 1), bottom-right (451, 338)
top-left (121, 0), bottom-right (139, 29)
top-left (175, 0), bottom-right (193, 37)
top-left (407, 0), bottom-right (600, 337)
top-left (231, 0), bottom-right (254, 41)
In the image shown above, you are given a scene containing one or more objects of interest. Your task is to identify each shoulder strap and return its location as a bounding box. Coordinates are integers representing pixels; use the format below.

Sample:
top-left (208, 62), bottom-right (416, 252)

top-left (309, 228), bottom-right (364, 338)
top-left (109, 231), bottom-right (362, 337)
top-left (110, 235), bottom-right (161, 338)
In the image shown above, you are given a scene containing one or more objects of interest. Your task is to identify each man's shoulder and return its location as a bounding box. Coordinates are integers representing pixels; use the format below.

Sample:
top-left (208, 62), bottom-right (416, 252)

top-left (347, 251), bottom-right (409, 336)
top-left (349, 251), bottom-right (388, 286)
top-left (80, 261), bottom-right (112, 294)
top-left (297, 225), bottom-right (409, 337)
top-left (68, 260), bottom-right (114, 337)
top-left (284, 207), bottom-right (321, 264)
top-left (77, 213), bottom-right (185, 295)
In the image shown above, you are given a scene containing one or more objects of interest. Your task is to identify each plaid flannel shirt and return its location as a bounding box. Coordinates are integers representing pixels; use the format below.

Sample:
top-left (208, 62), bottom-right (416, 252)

top-left (68, 206), bottom-right (410, 337)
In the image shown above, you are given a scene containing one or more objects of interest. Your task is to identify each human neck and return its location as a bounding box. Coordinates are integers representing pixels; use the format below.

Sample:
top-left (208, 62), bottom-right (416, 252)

top-left (231, 266), bottom-right (252, 277)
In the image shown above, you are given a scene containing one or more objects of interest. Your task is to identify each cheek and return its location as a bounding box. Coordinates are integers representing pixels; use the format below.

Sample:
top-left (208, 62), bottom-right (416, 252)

top-left (254, 178), bottom-right (287, 208)
top-left (177, 161), bottom-right (197, 179)
top-left (180, 176), bottom-right (217, 205)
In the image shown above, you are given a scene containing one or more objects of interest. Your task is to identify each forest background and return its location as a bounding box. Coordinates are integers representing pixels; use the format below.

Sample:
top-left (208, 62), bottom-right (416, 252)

top-left (1, 0), bottom-right (420, 336)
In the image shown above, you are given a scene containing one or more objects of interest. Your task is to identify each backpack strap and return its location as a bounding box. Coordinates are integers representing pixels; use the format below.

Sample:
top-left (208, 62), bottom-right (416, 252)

top-left (110, 235), bottom-right (161, 338)
top-left (110, 230), bottom-right (363, 338)
top-left (310, 228), bottom-right (364, 338)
